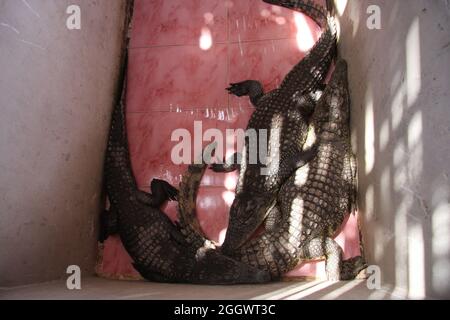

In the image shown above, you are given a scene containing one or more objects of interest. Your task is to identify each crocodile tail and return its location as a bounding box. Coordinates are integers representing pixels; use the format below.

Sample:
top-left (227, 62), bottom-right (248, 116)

top-left (104, 52), bottom-right (139, 202)
top-left (177, 148), bottom-right (272, 284)
top-left (232, 213), bottom-right (303, 280)
top-left (177, 163), bottom-right (210, 248)
top-left (108, 53), bottom-right (128, 150)
top-left (177, 142), bottom-right (220, 247)
top-left (270, 0), bottom-right (337, 97)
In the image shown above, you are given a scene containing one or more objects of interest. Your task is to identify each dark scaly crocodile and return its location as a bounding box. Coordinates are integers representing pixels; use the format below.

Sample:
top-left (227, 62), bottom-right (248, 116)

top-left (178, 60), bottom-right (367, 280)
top-left (237, 60), bottom-right (366, 280)
top-left (101, 51), bottom-right (271, 284)
top-left (214, 0), bottom-right (338, 254)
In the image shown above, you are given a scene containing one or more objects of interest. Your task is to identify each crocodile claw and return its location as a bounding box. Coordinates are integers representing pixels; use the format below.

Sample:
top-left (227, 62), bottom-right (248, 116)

top-left (152, 179), bottom-right (178, 201)
top-left (226, 82), bottom-right (249, 97)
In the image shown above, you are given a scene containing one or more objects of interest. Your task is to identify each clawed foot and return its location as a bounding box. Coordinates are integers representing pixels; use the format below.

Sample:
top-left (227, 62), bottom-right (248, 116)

top-left (340, 256), bottom-right (368, 280)
top-left (210, 163), bottom-right (227, 172)
top-left (226, 81), bottom-right (250, 97)
top-left (151, 179), bottom-right (178, 201)
top-left (209, 152), bottom-right (240, 173)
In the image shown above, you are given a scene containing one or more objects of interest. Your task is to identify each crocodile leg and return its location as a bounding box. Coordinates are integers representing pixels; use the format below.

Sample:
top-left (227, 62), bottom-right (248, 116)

top-left (340, 256), bottom-right (368, 280)
top-left (226, 80), bottom-right (264, 107)
top-left (210, 152), bottom-right (241, 173)
top-left (300, 237), bottom-right (343, 281)
top-left (135, 179), bottom-right (178, 208)
top-left (278, 144), bottom-right (319, 179)
top-left (264, 206), bottom-right (283, 232)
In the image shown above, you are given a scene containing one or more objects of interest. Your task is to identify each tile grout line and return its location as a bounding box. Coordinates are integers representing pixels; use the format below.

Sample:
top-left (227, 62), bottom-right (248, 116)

top-left (226, 2), bottom-right (231, 113)
top-left (128, 36), bottom-right (296, 50)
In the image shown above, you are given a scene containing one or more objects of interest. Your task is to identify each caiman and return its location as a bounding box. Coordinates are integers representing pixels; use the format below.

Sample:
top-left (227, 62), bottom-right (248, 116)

top-left (101, 52), bottom-right (271, 284)
top-left (179, 60), bottom-right (367, 280)
top-left (213, 0), bottom-right (338, 254)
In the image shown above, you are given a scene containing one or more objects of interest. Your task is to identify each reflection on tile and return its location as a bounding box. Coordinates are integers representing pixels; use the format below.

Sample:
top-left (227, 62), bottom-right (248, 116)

top-left (131, 0), bottom-right (228, 47)
top-left (127, 45), bottom-right (229, 112)
top-left (229, 38), bottom-right (307, 102)
top-left (228, 0), bottom-right (297, 42)
top-left (196, 187), bottom-right (231, 244)
top-left (127, 111), bottom-right (219, 187)
top-left (228, 0), bottom-right (321, 42)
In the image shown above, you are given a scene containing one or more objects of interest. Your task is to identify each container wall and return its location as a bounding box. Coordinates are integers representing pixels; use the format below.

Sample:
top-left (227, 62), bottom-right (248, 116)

top-left (0, 0), bottom-right (128, 286)
top-left (337, 0), bottom-right (450, 298)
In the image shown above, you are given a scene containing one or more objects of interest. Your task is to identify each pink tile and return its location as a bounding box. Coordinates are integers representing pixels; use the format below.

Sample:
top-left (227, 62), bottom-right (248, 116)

top-left (196, 186), bottom-right (232, 244)
top-left (227, 0), bottom-right (320, 42)
top-left (127, 111), bottom-right (235, 188)
top-left (127, 45), bottom-right (229, 112)
top-left (228, 38), bottom-right (308, 107)
top-left (97, 236), bottom-right (141, 279)
top-left (130, 0), bottom-right (228, 47)
top-left (215, 105), bottom-right (254, 130)
top-left (334, 211), bottom-right (362, 260)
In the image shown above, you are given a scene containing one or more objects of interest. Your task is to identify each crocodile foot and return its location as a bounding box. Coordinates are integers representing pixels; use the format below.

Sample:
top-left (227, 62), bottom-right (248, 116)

top-left (340, 256), bottom-right (368, 280)
top-left (151, 178), bottom-right (178, 202)
top-left (226, 81), bottom-right (251, 97)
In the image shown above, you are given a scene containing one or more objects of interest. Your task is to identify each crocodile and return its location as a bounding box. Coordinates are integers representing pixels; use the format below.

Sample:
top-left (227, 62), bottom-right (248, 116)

top-left (101, 51), bottom-right (271, 284)
top-left (178, 60), bottom-right (367, 280)
top-left (213, 0), bottom-right (338, 254)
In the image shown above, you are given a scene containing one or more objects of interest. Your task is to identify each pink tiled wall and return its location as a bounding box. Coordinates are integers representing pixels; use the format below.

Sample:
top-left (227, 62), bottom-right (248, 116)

top-left (96, 0), bottom-right (361, 280)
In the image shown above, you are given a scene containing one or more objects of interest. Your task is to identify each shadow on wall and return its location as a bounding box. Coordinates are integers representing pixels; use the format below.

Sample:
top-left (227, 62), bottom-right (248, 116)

top-left (336, 0), bottom-right (450, 298)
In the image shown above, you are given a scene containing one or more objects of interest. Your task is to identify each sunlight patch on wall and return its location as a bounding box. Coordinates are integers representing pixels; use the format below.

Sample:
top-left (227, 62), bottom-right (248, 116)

top-left (364, 89), bottom-right (375, 175)
top-left (432, 202), bottom-right (450, 295)
top-left (285, 281), bottom-right (336, 299)
top-left (250, 280), bottom-right (326, 300)
top-left (333, 0), bottom-right (348, 16)
top-left (224, 175), bottom-right (237, 191)
top-left (218, 228), bottom-right (227, 244)
top-left (406, 18), bottom-right (421, 107)
top-left (407, 111), bottom-right (423, 177)
top-left (199, 27), bottom-right (213, 51)
top-left (222, 190), bottom-right (235, 207)
top-left (319, 280), bottom-right (361, 299)
top-left (380, 167), bottom-right (392, 215)
top-left (395, 199), bottom-right (410, 291)
top-left (407, 223), bottom-right (425, 298)
top-left (293, 12), bottom-right (315, 52)
top-left (364, 184), bottom-right (375, 221)
top-left (379, 119), bottom-right (390, 152)
top-left (407, 112), bottom-right (422, 147)
top-left (391, 84), bottom-right (406, 131)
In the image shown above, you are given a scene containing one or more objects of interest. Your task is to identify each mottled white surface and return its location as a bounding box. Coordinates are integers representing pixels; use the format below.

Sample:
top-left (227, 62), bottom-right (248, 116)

top-left (0, 0), bottom-right (127, 286)
top-left (337, 0), bottom-right (450, 299)
top-left (0, 277), bottom-right (405, 300)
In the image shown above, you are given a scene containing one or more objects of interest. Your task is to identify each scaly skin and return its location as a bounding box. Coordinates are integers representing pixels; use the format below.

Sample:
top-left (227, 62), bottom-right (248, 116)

top-left (217, 0), bottom-right (337, 254)
top-left (102, 53), bottom-right (271, 284)
top-left (179, 60), bottom-right (366, 280)
top-left (236, 60), bottom-right (366, 280)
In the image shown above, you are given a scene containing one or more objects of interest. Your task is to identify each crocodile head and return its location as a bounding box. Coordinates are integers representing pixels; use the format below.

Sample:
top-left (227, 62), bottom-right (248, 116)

top-left (221, 192), bottom-right (277, 255)
top-left (311, 59), bottom-right (350, 140)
